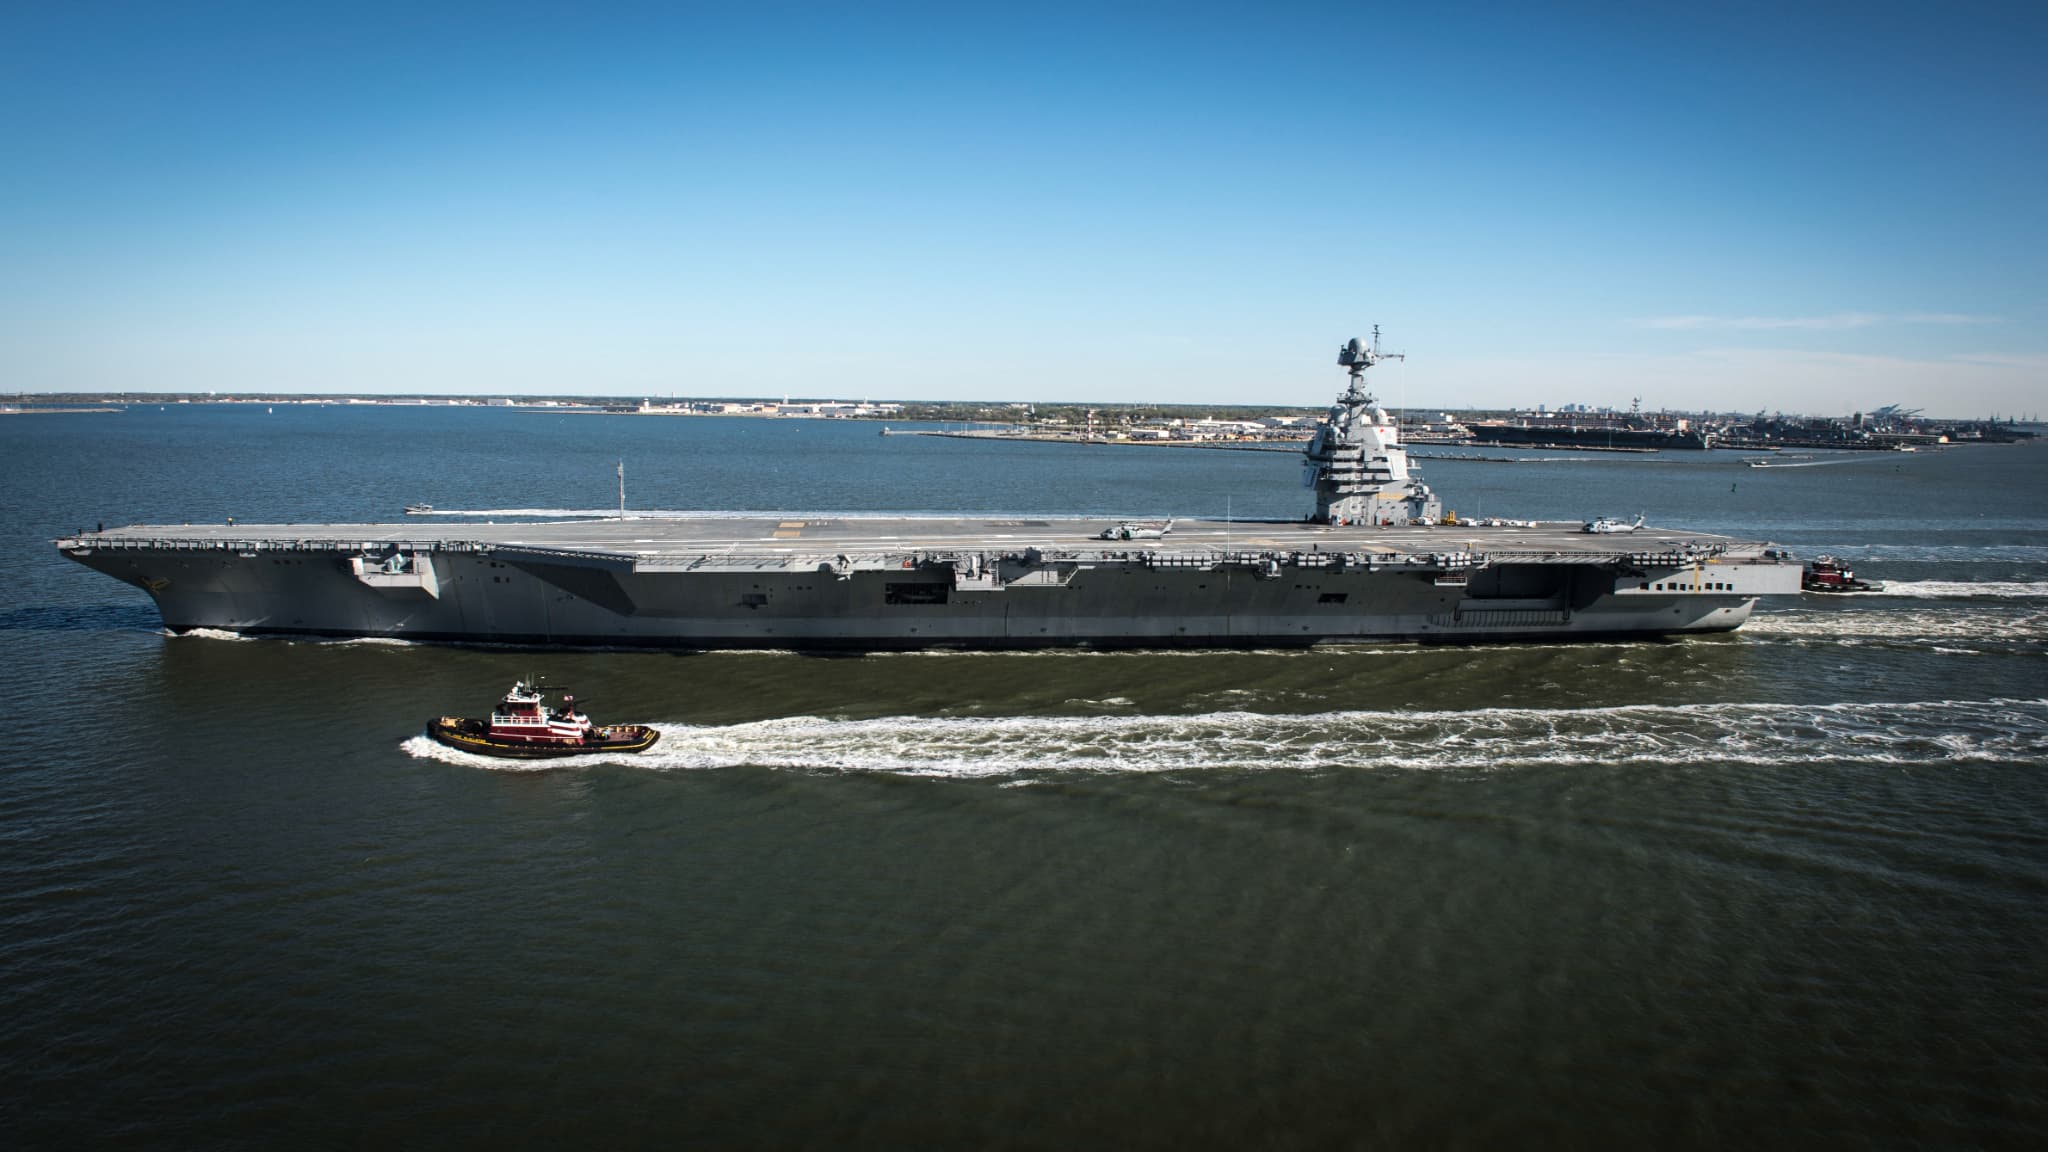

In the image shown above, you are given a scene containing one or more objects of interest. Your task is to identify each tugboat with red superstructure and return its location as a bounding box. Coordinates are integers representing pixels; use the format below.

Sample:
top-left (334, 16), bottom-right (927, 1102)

top-left (427, 679), bottom-right (660, 759)
top-left (1801, 556), bottom-right (1884, 594)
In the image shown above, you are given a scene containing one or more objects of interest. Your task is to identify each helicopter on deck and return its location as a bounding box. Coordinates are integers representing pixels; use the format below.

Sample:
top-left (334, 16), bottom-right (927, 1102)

top-left (1583, 514), bottom-right (1646, 534)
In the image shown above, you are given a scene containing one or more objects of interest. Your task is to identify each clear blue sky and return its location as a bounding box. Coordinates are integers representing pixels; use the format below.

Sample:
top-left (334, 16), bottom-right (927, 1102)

top-left (3, 1), bottom-right (2042, 414)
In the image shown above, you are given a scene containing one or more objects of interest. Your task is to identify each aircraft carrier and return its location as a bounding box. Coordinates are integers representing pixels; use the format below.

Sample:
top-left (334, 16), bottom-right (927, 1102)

top-left (55, 333), bottom-right (1803, 648)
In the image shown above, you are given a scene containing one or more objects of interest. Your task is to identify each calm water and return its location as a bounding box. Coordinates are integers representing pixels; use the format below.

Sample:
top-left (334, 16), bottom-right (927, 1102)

top-left (3, 406), bottom-right (2046, 1148)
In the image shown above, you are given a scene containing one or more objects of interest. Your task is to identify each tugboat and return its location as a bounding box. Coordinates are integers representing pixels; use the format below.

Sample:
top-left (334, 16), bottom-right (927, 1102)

top-left (1801, 556), bottom-right (1884, 594)
top-left (427, 679), bottom-right (660, 759)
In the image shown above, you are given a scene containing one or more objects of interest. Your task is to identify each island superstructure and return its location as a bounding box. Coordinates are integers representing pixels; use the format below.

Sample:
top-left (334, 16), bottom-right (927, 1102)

top-left (56, 334), bottom-right (1804, 648)
top-left (1306, 328), bottom-right (1444, 525)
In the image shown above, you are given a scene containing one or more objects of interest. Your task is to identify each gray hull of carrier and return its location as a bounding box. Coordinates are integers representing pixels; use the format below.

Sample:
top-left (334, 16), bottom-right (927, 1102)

top-left (57, 515), bottom-right (1799, 649)
top-left (54, 330), bottom-right (1804, 648)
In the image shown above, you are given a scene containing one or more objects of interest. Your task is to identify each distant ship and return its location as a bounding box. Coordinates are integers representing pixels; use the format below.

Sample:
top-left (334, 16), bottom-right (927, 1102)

top-left (1467, 398), bottom-right (1710, 451)
top-left (1468, 424), bottom-right (1711, 450)
top-left (56, 332), bottom-right (1803, 648)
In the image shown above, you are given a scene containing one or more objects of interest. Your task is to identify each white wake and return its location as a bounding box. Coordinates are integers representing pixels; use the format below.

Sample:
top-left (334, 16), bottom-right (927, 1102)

top-left (400, 698), bottom-right (2048, 776)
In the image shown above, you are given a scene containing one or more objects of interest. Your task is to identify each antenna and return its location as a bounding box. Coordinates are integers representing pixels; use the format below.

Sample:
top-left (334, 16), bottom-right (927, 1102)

top-left (1395, 341), bottom-right (1408, 428)
top-left (617, 460), bottom-right (625, 520)
top-left (1337, 325), bottom-right (1405, 405)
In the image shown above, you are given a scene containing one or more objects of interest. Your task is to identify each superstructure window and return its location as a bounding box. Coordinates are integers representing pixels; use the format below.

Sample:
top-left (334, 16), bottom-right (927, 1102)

top-left (1318, 593), bottom-right (1348, 604)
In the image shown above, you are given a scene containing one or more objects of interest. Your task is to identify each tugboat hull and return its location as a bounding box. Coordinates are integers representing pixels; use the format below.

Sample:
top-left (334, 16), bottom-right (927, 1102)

top-left (426, 716), bottom-right (661, 759)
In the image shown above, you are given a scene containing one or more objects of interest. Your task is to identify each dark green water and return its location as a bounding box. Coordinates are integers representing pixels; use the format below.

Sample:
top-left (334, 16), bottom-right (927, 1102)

top-left (4, 407), bottom-right (2045, 1147)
